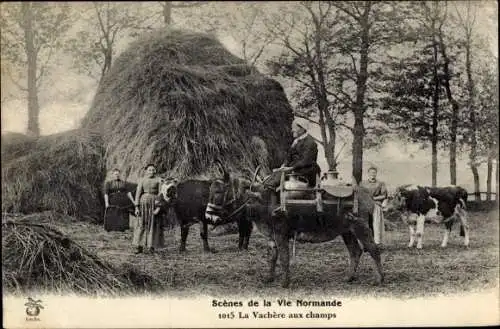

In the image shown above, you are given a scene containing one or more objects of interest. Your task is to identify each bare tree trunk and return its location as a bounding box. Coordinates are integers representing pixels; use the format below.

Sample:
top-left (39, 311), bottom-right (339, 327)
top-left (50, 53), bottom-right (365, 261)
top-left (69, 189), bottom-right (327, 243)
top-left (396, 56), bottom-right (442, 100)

top-left (431, 106), bottom-right (438, 187)
top-left (449, 106), bottom-right (458, 185)
top-left (496, 153), bottom-right (499, 201)
top-left (100, 48), bottom-right (112, 83)
top-left (324, 123), bottom-right (337, 171)
top-left (469, 141), bottom-right (481, 200)
top-left (22, 2), bottom-right (40, 138)
top-left (163, 1), bottom-right (172, 26)
top-left (486, 151), bottom-right (493, 201)
top-left (320, 95), bottom-right (336, 171)
top-left (493, 65), bottom-right (500, 201)
top-left (465, 32), bottom-right (480, 199)
top-left (324, 141), bottom-right (336, 171)
top-left (352, 9), bottom-right (370, 184)
top-left (310, 2), bottom-right (336, 173)
top-left (438, 36), bottom-right (459, 185)
top-left (316, 97), bottom-right (336, 172)
top-left (322, 116), bottom-right (336, 172)
top-left (431, 40), bottom-right (440, 187)
top-left (471, 164), bottom-right (480, 199)
top-left (430, 0), bottom-right (459, 186)
top-left (352, 112), bottom-right (364, 184)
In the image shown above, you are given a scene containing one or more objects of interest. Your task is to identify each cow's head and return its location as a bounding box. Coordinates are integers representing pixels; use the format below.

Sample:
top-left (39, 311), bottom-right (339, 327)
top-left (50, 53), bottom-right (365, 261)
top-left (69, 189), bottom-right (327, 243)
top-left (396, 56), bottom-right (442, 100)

top-left (205, 178), bottom-right (230, 225)
top-left (383, 185), bottom-right (418, 214)
top-left (205, 170), bottom-right (258, 225)
top-left (384, 185), bottom-right (443, 223)
top-left (159, 177), bottom-right (178, 206)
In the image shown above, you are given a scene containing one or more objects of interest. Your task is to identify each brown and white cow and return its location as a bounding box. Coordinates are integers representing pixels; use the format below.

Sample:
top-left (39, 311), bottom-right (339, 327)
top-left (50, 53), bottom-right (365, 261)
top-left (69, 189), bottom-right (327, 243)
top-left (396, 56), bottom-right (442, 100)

top-left (385, 185), bottom-right (469, 249)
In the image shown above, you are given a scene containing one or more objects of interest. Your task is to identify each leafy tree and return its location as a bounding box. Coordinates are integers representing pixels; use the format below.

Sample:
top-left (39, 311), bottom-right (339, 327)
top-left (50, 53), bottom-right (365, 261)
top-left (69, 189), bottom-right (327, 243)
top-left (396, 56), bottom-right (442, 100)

top-left (0, 2), bottom-right (71, 137)
top-left (168, 2), bottom-right (277, 70)
top-left (330, 1), bottom-right (417, 183)
top-left (431, 1), bottom-right (463, 185)
top-left (216, 2), bottom-right (277, 68)
top-left (375, 1), bottom-right (463, 187)
top-left (421, 1), bottom-right (450, 187)
top-left (437, 1), bottom-right (497, 197)
top-left (377, 45), bottom-right (447, 188)
top-left (475, 64), bottom-right (499, 200)
top-left (64, 2), bottom-right (152, 84)
top-left (266, 2), bottom-right (347, 171)
top-left (267, 1), bottom-right (416, 179)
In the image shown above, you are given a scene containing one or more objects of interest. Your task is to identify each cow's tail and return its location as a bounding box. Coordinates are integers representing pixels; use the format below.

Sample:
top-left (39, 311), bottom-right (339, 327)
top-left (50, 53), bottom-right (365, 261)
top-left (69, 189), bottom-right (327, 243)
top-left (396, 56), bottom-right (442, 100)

top-left (458, 197), bottom-right (467, 210)
top-left (458, 198), bottom-right (466, 237)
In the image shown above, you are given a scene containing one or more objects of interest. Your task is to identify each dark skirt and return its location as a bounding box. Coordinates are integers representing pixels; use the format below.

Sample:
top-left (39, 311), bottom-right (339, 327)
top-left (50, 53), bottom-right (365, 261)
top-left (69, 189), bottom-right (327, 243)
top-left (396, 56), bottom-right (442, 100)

top-left (104, 206), bottom-right (130, 232)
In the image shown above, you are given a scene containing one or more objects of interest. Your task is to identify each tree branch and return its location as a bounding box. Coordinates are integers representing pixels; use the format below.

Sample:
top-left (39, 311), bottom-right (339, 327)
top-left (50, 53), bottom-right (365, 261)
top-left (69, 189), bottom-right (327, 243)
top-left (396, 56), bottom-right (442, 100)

top-left (281, 69), bottom-right (315, 91)
top-left (249, 37), bottom-right (274, 67)
top-left (110, 24), bottom-right (121, 45)
top-left (349, 53), bottom-right (360, 78)
top-left (337, 122), bottom-right (353, 132)
top-left (319, 1), bottom-right (333, 24)
top-left (171, 1), bottom-right (209, 9)
top-left (94, 3), bottom-right (108, 38)
top-left (353, 2), bottom-right (363, 17)
top-left (36, 45), bottom-right (54, 87)
top-left (327, 85), bottom-right (354, 104)
top-left (294, 112), bottom-right (320, 126)
top-left (5, 67), bottom-right (28, 91)
top-left (327, 90), bottom-right (353, 108)
top-left (332, 2), bottom-right (360, 22)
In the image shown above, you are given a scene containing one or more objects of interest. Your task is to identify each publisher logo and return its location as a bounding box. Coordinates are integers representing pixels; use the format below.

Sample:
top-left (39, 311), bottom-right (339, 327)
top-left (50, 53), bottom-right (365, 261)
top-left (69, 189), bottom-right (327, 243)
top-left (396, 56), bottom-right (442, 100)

top-left (25, 297), bottom-right (43, 321)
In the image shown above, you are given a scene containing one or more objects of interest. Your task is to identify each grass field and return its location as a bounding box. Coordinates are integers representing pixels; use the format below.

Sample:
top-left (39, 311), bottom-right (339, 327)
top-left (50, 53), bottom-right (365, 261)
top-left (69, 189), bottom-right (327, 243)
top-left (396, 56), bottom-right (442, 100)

top-left (26, 208), bottom-right (498, 299)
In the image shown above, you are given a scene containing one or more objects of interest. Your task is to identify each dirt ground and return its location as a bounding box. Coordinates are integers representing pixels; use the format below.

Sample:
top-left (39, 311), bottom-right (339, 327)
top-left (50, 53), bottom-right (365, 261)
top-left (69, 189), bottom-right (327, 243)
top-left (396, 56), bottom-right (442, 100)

top-left (42, 208), bottom-right (499, 299)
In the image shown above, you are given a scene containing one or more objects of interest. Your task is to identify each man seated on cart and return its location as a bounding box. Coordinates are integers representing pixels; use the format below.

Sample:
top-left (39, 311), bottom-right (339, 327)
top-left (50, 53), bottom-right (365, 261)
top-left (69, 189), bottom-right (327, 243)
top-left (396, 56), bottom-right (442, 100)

top-left (265, 119), bottom-right (321, 196)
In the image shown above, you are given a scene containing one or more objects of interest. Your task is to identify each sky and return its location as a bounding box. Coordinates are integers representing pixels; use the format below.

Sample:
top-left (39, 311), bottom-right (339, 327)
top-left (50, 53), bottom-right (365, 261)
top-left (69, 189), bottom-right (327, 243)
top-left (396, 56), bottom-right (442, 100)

top-left (1, 1), bottom-right (497, 192)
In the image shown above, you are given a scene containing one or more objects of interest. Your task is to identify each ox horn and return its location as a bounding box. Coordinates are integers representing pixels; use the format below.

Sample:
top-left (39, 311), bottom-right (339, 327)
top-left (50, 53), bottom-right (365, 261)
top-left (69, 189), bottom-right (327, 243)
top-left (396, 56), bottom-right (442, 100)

top-left (250, 165), bottom-right (262, 192)
top-left (216, 160), bottom-right (230, 183)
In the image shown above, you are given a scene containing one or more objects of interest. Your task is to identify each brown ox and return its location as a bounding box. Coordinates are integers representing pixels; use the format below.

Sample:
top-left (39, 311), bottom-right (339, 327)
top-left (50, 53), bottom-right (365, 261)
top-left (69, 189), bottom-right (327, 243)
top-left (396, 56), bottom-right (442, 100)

top-left (206, 171), bottom-right (384, 288)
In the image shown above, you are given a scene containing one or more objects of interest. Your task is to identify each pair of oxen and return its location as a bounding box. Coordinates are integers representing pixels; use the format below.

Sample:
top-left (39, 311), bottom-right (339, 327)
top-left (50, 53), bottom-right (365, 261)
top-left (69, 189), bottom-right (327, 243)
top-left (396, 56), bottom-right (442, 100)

top-left (159, 168), bottom-right (468, 288)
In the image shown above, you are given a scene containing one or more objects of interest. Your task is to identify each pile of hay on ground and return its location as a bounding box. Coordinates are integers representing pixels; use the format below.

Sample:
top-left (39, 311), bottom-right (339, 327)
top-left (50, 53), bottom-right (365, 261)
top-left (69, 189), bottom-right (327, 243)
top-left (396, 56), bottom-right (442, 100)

top-left (1, 129), bottom-right (106, 221)
top-left (2, 214), bottom-right (158, 296)
top-left (82, 29), bottom-right (293, 182)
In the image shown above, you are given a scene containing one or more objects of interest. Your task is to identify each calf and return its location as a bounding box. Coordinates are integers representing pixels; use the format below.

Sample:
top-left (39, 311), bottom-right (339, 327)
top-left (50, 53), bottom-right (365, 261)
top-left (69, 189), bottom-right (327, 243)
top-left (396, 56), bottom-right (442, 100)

top-left (385, 185), bottom-right (469, 249)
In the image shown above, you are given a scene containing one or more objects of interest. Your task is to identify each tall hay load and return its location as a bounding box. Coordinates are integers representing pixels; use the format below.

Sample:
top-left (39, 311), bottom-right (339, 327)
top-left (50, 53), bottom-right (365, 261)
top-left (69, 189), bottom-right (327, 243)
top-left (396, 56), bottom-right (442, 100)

top-left (81, 29), bottom-right (293, 181)
top-left (1, 129), bottom-right (106, 221)
top-left (1, 132), bottom-right (37, 163)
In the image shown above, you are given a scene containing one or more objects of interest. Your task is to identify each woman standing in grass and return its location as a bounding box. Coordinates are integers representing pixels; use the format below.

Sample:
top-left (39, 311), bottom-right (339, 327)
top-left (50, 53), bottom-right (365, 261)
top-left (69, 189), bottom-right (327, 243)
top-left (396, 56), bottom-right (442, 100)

top-left (133, 164), bottom-right (164, 254)
top-left (360, 166), bottom-right (388, 247)
top-left (103, 168), bottom-right (135, 232)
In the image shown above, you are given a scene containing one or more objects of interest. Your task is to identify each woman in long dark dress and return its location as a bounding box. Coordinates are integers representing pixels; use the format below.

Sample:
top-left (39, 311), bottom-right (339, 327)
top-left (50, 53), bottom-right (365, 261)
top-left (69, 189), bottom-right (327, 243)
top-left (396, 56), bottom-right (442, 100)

top-left (133, 164), bottom-right (165, 254)
top-left (103, 168), bottom-right (135, 231)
